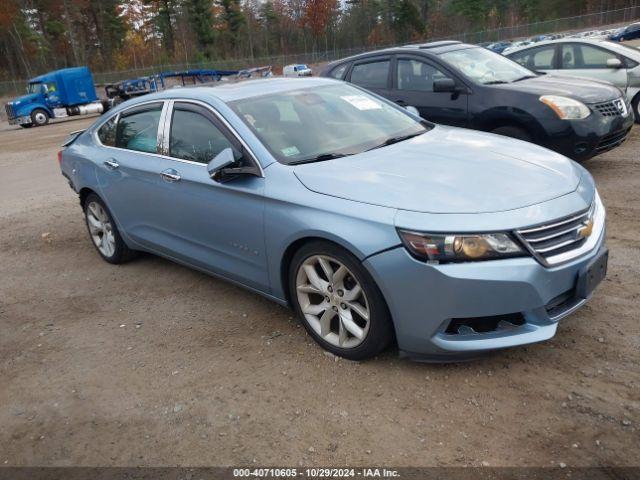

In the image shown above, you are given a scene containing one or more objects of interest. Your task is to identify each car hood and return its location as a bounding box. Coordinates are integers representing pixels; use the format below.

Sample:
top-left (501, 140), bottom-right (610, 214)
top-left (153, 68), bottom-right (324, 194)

top-left (494, 74), bottom-right (622, 103)
top-left (9, 93), bottom-right (40, 105)
top-left (293, 126), bottom-right (582, 214)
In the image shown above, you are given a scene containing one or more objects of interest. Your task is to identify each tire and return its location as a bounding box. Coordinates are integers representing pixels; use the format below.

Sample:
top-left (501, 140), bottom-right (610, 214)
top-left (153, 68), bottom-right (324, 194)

top-left (288, 241), bottom-right (394, 360)
top-left (632, 94), bottom-right (640, 124)
top-left (30, 108), bottom-right (49, 126)
top-left (83, 193), bottom-right (136, 264)
top-left (491, 125), bottom-right (532, 142)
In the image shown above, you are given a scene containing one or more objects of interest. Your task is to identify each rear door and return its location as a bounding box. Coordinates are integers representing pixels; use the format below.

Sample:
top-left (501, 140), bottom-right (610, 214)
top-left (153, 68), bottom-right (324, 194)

top-left (557, 43), bottom-right (628, 92)
top-left (508, 44), bottom-right (558, 74)
top-left (391, 55), bottom-right (468, 126)
top-left (94, 101), bottom-right (176, 250)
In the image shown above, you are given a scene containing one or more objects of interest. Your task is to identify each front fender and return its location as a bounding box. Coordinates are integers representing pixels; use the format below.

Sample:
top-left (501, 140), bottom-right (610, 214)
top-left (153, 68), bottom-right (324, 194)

top-left (263, 163), bottom-right (400, 301)
top-left (15, 102), bottom-right (52, 118)
top-left (473, 106), bottom-right (546, 141)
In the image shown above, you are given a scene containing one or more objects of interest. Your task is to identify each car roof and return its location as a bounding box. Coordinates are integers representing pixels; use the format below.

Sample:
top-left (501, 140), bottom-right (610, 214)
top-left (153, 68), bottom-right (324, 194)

top-left (504, 37), bottom-right (640, 59)
top-left (323, 41), bottom-right (476, 69)
top-left (113, 77), bottom-right (342, 107)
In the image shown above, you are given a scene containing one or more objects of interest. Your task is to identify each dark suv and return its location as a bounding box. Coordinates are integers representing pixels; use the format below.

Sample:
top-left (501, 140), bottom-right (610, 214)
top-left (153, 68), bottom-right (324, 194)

top-left (320, 41), bottom-right (634, 161)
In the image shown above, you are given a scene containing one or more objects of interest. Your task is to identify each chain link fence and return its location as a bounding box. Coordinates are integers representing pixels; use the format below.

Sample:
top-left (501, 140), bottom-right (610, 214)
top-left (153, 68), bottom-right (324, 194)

top-left (1, 6), bottom-right (639, 98)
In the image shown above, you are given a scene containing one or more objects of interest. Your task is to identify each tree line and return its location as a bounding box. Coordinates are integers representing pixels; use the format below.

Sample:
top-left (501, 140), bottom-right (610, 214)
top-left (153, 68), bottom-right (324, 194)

top-left (0, 0), bottom-right (635, 80)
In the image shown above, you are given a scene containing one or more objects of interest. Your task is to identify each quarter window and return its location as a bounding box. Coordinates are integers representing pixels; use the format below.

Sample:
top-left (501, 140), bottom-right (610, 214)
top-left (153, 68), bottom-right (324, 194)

top-left (97, 116), bottom-right (117, 146)
top-left (115, 103), bottom-right (162, 153)
top-left (397, 59), bottom-right (448, 91)
top-left (510, 46), bottom-right (555, 69)
top-left (169, 106), bottom-right (235, 164)
top-left (329, 64), bottom-right (348, 80)
top-left (350, 60), bottom-right (390, 89)
top-left (561, 44), bottom-right (617, 69)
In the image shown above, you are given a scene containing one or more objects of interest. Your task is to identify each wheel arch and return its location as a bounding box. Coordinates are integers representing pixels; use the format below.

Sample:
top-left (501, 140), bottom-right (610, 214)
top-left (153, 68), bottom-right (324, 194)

top-left (279, 234), bottom-right (365, 308)
top-left (474, 107), bottom-right (544, 140)
top-left (79, 187), bottom-right (98, 208)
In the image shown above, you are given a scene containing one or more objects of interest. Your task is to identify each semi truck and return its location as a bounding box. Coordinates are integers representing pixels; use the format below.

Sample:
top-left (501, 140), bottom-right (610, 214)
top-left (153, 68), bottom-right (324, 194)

top-left (4, 67), bottom-right (108, 128)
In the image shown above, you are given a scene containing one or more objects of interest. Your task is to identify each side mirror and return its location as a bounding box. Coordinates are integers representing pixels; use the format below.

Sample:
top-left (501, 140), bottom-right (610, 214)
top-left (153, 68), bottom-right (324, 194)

top-left (207, 147), bottom-right (236, 179)
top-left (433, 78), bottom-right (457, 93)
top-left (207, 147), bottom-right (260, 182)
top-left (606, 58), bottom-right (623, 68)
top-left (405, 106), bottom-right (420, 116)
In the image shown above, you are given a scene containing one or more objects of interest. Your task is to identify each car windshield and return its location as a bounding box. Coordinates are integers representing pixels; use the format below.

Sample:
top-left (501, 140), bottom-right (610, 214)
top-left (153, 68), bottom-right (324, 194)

top-left (440, 47), bottom-right (536, 84)
top-left (228, 83), bottom-right (430, 165)
top-left (27, 82), bottom-right (42, 94)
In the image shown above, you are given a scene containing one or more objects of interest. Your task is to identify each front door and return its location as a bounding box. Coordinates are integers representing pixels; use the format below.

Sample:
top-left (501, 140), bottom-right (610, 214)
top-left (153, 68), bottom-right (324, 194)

top-left (557, 43), bottom-right (628, 93)
top-left (157, 101), bottom-right (269, 291)
top-left (391, 56), bottom-right (469, 126)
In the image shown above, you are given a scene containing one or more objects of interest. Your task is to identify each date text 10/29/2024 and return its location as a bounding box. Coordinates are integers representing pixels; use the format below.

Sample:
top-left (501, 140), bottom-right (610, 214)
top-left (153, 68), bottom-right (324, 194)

top-left (233, 468), bottom-right (400, 478)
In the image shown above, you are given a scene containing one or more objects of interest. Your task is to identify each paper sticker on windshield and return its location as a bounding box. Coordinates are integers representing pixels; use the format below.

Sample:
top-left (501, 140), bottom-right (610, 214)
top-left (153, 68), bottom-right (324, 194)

top-left (341, 95), bottom-right (382, 110)
top-left (281, 146), bottom-right (300, 157)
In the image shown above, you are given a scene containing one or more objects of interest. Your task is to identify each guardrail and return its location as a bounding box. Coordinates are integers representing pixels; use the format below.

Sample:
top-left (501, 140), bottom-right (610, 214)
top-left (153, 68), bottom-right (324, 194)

top-left (1, 6), bottom-right (639, 98)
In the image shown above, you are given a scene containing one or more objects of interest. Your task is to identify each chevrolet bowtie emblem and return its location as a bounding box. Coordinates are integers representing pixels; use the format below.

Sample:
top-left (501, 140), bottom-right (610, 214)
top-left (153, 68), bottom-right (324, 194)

top-left (578, 219), bottom-right (594, 239)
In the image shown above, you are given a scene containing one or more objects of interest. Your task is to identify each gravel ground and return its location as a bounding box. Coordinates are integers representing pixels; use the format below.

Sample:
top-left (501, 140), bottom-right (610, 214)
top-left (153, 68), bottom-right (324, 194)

top-left (0, 115), bottom-right (638, 468)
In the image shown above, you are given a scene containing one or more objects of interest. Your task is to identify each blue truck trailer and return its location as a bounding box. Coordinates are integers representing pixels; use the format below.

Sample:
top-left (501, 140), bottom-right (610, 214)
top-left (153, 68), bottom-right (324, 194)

top-left (4, 67), bottom-right (108, 128)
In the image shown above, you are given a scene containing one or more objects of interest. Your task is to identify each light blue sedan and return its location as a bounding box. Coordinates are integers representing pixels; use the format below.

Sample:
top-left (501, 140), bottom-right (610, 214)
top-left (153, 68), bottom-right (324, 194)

top-left (59, 78), bottom-right (607, 361)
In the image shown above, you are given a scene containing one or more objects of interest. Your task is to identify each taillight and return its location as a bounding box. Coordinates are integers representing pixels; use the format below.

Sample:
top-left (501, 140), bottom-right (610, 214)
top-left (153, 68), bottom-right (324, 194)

top-left (57, 150), bottom-right (63, 165)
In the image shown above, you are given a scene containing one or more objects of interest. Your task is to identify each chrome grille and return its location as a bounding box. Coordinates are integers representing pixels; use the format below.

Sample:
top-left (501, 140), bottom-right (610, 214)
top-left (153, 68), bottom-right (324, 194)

top-left (593, 98), bottom-right (627, 117)
top-left (5, 103), bottom-right (15, 120)
top-left (516, 202), bottom-right (596, 265)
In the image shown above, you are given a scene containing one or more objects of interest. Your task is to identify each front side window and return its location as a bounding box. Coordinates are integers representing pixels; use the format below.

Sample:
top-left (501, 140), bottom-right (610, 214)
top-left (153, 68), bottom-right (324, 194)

top-left (169, 106), bottom-right (235, 164)
top-left (397, 59), bottom-right (448, 91)
top-left (229, 83), bottom-right (430, 165)
top-left (510, 46), bottom-right (556, 70)
top-left (350, 60), bottom-right (390, 89)
top-left (97, 116), bottom-right (117, 146)
top-left (441, 47), bottom-right (535, 84)
top-left (115, 103), bottom-right (162, 154)
top-left (561, 44), bottom-right (617, 69)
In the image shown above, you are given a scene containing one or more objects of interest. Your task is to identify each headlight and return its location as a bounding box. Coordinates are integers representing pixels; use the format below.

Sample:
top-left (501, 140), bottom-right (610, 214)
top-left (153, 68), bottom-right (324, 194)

top-left (398, 230), bottom-right (525, 263)
top-left (540, 95), bottom-right (590, 120)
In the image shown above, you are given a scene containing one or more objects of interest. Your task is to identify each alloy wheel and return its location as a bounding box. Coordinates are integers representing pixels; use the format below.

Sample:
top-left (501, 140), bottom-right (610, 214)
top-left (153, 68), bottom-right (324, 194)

top-left (86, 201), bottom-right (116, 257)
top-left (295, 254), bottom-right (370, 348)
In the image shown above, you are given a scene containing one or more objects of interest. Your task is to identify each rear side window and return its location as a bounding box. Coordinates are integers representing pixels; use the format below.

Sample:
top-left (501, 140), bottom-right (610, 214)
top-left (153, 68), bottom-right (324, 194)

top-left (97, 116), bottom-right (117, 146)
top-left (329, 64), bottom-right (348, 80)
top-left (350, 60), bottom-right (390, 89)
top-left (169, 106), bottom-right (235, 164)
top-left (510, 46), bottom-right (555, 69)
top-left (115, 103), bottom-right (163, 153)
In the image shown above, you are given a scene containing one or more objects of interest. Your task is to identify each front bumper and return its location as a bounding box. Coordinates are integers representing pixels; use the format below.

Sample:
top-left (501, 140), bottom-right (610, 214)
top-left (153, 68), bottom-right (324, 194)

top-left (544, 102), bottom-right (634, 161)
top-left (364, 230), bottom-right (606, 361)
top-left (7, 115), bottom-right (31, 126)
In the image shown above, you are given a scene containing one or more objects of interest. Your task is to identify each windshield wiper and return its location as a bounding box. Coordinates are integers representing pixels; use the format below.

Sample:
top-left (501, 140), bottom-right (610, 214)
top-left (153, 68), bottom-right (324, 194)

top-left (511, 75), bottom-right (537, 82)
top-left (288, 152), bottom-right (351, 165)
top-left (483, 80), bottom-right (508, 85)
top-left (366, 131), bottom-right (426, 151)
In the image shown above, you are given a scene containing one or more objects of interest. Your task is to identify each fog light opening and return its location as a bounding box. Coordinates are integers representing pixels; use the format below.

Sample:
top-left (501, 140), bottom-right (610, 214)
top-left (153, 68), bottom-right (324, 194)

top-left (445, 313), bottom-right (525, 335)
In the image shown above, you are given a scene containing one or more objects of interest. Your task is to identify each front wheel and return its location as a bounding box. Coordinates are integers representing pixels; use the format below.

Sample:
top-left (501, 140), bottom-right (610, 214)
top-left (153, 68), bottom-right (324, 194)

top-left (632, 94), bottom-right (640, 123)
top-left (289, 241), bottom-right (393, 360)
top-left (31, 108), bottom-right (49, 126)
top-left (83, 194), bottom-right (136, 264)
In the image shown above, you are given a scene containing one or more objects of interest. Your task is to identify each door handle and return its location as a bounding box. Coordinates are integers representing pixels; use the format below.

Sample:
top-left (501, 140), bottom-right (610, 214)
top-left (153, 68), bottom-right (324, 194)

top-left (103, 159), bottom-right (119, 170)
top-left (160, 168), bottom-right (181, 182)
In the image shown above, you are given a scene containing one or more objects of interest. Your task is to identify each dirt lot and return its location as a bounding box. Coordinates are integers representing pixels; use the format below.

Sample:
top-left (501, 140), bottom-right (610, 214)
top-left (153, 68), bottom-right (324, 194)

top-left (0, 115), bottom-right (638, 468)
